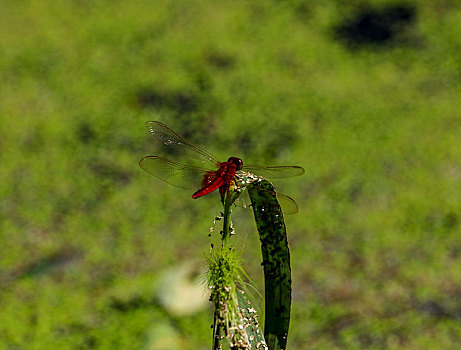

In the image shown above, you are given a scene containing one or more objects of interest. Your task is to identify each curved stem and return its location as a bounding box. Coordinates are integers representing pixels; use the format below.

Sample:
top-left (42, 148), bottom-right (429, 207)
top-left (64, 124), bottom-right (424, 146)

top-left (248, 180), bottom-right (291, 350)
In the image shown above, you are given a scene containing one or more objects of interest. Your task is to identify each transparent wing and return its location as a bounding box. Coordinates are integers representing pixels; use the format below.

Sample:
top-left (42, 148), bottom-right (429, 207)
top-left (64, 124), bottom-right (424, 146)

top-left (276, 193), bottom-right (299, 215)
top-left (234, 188), bottom-right (299, 215)
top-left (139, 156), bottom-right (212, 190)
top-left (242, 165), bottom-right (305, 179)
top-left (145, 121), bottom-right (220, 167)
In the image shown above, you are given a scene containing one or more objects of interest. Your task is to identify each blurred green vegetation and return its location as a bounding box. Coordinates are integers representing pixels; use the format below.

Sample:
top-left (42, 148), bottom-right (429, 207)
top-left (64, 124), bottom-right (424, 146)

top-left (1, 0), bottom-right (461, 349)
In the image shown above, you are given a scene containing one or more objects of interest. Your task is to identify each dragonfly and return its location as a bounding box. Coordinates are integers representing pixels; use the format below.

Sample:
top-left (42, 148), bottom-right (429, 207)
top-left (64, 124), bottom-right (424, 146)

top-left (139, 121), bottom-right (304, 213)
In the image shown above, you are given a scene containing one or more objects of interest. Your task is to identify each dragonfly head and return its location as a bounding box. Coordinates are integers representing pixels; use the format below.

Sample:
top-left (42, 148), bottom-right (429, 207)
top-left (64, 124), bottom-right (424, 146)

top-left (227, 157), bottom-right (243, 170)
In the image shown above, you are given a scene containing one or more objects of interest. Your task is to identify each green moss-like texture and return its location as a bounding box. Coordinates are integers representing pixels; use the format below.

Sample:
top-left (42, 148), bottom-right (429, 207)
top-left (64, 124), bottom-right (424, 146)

top-left (1, 1), bottom-right (461, 348)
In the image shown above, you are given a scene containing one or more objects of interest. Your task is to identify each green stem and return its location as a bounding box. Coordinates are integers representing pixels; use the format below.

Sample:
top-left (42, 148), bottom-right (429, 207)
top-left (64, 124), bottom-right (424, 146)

top-left (221, 191), bottom-right (233, 245)
top-left (212, 308), bottom-right (223, 350)
top-left (211, 191), bottom-right (234, 350)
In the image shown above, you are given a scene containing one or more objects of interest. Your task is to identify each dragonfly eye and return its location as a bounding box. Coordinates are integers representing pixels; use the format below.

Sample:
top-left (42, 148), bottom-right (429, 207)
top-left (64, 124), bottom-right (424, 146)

top-left (228, 157), bottom-right (243, 170)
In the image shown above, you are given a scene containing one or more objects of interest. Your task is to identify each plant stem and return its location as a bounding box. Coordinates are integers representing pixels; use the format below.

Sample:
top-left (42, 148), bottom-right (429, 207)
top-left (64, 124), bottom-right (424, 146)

top-left (221, 191), bottom-right (233, 246)
top-left (248, 180), bottom-right (291, 350)
top-left (212, 307), bottom-right (223, 350)
top-left (210, 191), bottom-right (234, 350)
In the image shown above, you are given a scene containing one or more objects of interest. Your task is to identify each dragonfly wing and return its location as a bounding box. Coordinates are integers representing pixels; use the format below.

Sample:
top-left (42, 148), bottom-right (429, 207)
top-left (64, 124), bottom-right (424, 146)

top-left (233, 190), bottom-right (252, 210)
top-left (276, 193), bottom-right (299, 215)
top-left (242, 165), bottom-right (305, 179)
top-left (145, 121), bottom-right (220, 167)
top-left (234, 188), bottom-right (299, 215)
top-left (139, 156), bottom-right (210, 190)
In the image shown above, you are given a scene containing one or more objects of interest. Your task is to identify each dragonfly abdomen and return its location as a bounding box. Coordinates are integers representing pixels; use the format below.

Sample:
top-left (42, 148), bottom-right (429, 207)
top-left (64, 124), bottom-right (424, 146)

top-left (192, 176), bottom-right (224, 198)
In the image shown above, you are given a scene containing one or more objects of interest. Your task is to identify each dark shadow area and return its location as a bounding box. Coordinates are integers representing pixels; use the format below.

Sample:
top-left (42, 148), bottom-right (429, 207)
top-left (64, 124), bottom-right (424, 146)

top-left (3, 248), bottom-right (83, 281)
top-left (205, 51), bottom-right (236, 70)
top-left (335, 4), bottom-right (417, 47)
top-left (78, 122), bottom-right (96, 144)
top-left (89, 160), bottom-right (133, 186)
top-left (110, 295), bottom-right (157, 312)
top-left (417, 300), bottom-right (461, 321)
top-left (136, 89), bottom-right (200, 114)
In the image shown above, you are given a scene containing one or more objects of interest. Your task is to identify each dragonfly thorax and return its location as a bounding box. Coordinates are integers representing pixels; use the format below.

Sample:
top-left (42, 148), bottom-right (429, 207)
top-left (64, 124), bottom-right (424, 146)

top-left (227, 157), bottom-right (243, 170)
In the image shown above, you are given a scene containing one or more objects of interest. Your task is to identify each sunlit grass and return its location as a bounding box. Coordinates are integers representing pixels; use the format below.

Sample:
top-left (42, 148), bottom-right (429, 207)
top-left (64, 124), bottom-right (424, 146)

top-left (1, 0), bottom-right (461, 348)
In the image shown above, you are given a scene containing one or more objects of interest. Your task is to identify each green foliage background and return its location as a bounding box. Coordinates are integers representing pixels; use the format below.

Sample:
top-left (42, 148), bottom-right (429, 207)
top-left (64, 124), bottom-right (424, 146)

top-left (1, 0), bottom-right (461, 349)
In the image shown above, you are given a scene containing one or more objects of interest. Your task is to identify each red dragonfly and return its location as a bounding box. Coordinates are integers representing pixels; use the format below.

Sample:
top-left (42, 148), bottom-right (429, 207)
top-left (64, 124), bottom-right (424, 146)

top-left (139, 121), bottom-right (304, 213)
